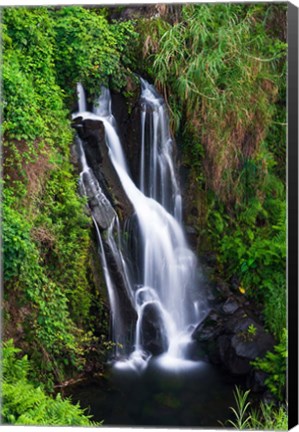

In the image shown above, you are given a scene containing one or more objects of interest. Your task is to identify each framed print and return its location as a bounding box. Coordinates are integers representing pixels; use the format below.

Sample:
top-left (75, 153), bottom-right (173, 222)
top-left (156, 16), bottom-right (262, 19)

top-left (1, 1), bottom-right (298, 430)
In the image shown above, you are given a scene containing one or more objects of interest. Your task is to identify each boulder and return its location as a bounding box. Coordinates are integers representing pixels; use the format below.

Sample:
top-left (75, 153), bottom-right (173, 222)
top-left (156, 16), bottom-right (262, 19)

top-left (72, 118), bottom-right (137, 343)
top-left (73, 118), bottom-right (133, 223)
top-left (192, 294), bottom-right (275, 379)
top-left (222, 297), bottom-right (240, 314)
top-left (140, 303), bottom-right (169, 355)
top-left (193, 310), bottom-right (223, 342)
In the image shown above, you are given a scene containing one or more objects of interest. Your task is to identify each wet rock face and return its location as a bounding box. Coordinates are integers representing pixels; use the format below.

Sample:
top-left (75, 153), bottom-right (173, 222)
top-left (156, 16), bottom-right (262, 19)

top-left (80, 168), bottom-right (115, 230)
top-left (141, 303), bottom-right (169, 356)
top-left (72, 118), bottom-right (138, 342)
top-left (111, 86), bottom-right (141, 186)
top-left (73, 118), bottom-right (133, 223)
top-left (192, 287), bottom-right (275, 379)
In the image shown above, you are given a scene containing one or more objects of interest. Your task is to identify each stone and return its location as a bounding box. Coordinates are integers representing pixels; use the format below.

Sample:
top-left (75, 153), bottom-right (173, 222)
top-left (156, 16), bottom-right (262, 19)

top-left (231, 326), bottom-right (274, 360)
top-left (141, 303), bottom-right (169, 355)
top-left (222, 297), bottom-right (239, 314)
top-left (192, 309), bottom-right (223, 342)
top-left (111, 83), bottom-right (141, 186)
top-left (218, 335), bottom-right (251, 375)
top-left (192, 296), bottom-right (275, 379)
top-left (247, 369), bottom-right (268, 393)
top-left (73, 118), bottom-right (134, 222)
top-left (81, 169), bottom-right (115, 230)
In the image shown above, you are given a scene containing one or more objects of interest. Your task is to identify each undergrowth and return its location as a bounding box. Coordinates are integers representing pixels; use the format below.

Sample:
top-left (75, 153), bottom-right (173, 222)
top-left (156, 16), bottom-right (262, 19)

top-left (138, 2), bottom-right (287, 400)
top-left (2, 6), bottom-right (125, 393)
top-left (141, 3), bottom-right (286, 332)
top-left (2, 340), bottom-right (99, 426)
top-left (227, 386), bottom-right (287, 430)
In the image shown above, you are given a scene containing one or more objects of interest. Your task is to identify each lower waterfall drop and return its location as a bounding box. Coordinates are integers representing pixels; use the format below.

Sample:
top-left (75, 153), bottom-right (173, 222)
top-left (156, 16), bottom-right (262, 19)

top-left (73, 79), bottom-right (207, 372)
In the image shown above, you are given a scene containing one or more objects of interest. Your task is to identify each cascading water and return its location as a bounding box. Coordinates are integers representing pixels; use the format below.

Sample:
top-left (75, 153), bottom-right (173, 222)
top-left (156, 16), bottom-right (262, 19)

top-left (139, 78), bottom-right (182, 222)
top-left (73, 80), bottom-right (207, 371)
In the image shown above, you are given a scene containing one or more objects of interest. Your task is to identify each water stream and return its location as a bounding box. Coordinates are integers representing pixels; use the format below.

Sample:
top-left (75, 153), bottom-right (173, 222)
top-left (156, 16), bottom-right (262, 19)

top-left (71, 80), bottom-right (237, 427)
top-left (74, 80), bottom-right (208, 371)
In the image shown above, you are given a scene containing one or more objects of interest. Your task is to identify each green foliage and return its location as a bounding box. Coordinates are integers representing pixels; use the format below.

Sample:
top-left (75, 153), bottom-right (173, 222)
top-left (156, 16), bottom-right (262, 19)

top-left (2, 198), bottom-right (34, 281)
top-left (2, 8), bottom-right (72, 202)
top-left (252, 329), bottom-right (287, 401)
top-left (217, 188), bottom-right (286, 336)
top-left (140, 4), bottom-right (287, 374)
top-left (250, 402), bottom-right (288, 430)
top-left (152, 3), bottom-right (286, 201)
top-left (2, 6), bottom-right (111, 392)
top-left (247, 324), bottom-right (257, 336)
top-left (2, 340), bottom-right (99, 426)
top-left (2, 51), bottom-right (46, 143)
top-left (35, 161), bottom-right (92, 326)
top-left (3, 195), bottom-right (84, 390)
top-left (3, 8), bottom-right (69, 140)
top-left (227, 386), bottom-right (287, 430)
top-left (228, 387), bottom-right (252, 429)
top-left (3, 167), bottom-right (93, 390)
top-left (135, 17), bottom-right (171, 79)
top-left (51, 6), bottom-right (137, 96)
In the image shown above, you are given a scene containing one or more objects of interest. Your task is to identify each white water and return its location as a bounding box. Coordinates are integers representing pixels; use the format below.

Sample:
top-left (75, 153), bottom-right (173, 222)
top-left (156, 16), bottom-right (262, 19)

top-left (77, 82), bottom-right (87, 113)
top-left (74, 81), bottom-right (206, 371)
top-left (139, 78), bottom-right (182, 222)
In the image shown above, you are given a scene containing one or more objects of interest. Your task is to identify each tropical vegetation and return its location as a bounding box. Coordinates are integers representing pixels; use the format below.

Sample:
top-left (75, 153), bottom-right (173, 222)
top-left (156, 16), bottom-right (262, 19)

top-left (1, 3), bottom-right (287, 428)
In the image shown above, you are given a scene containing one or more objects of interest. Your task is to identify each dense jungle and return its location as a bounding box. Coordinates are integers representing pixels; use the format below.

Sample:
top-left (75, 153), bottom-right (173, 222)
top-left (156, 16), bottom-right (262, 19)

top-left (1, 3), bottom-right (287, 429)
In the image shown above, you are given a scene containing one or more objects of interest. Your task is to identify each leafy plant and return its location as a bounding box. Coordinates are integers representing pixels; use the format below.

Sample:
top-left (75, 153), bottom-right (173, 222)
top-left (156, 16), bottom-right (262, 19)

top-left (248, 324), bottom-right (257, 337)
top-left (2, 340), bottom-right (100, 426)
top-left (2, 6), bottom-right (113, 391)
top-left (227, 386), bottom-right (288, 430)
top-left (250, 402), bottom-right (288, 430)
top-left (141, 3), bottom-right (287, 340)
top-left (51, 6), bottom-right (137, 96)
top-left (228, 387), bottom-right (252, 429)
top-left (252, 329), bottom-right (287, 401)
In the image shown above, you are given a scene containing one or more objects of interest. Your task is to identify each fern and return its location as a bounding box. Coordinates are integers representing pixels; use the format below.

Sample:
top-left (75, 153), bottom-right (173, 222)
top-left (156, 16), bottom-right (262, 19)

top-left (2, 340), bottom-right (100, 426)
top-left (252, 329), bottom-right (287, 401)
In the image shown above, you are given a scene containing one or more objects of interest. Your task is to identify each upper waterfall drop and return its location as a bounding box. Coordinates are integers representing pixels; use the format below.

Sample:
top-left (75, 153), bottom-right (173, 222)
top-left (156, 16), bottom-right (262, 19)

top-left (139, 78), bottom-right (182, 222)
top-left (77, 82), bottom-right (87, 113)
top-left (73, 80), bottom-right (207, 371)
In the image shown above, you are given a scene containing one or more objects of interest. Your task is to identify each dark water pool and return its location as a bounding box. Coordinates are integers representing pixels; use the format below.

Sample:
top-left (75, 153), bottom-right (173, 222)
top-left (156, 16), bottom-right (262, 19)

top-left (68, 358), bottom-right (243, 428)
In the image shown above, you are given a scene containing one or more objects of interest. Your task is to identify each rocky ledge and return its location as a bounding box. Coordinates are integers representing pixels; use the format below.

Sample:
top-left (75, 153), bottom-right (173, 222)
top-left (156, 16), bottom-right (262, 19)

top-left (192, 282), bottom-right (275, 394)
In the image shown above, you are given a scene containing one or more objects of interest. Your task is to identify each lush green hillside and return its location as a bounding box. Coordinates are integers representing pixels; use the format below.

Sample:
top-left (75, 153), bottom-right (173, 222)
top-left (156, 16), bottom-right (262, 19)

top-left (137, 3), bottom-right (287, 339)
top-left (2, 4), bottom-right (287, 427)
top-left (2, 6), bottom-right (137, 424)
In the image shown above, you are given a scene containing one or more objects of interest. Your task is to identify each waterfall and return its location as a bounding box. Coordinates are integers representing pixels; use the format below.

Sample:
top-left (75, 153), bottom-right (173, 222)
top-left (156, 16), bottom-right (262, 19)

top-left (77, 82), bottom-right (87, 113)
top-left (73, 80), bottom-right (206, 371)
top-left (139, 78), bottom-right (182, 222)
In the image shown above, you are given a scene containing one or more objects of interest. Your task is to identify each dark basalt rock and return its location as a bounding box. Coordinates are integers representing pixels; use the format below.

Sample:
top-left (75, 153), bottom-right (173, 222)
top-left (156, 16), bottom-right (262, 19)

top-left (193, 310), bottom-right (223, 342)
top-left (141, 303), bottom-right (169, 356)
top-left (111, 81), bottom-right (141, 186)
top-left (73, 118), bottom-right (134, 223)
top-left (222, 297), bottom-right (239, 314)
top-left (192, 293), bottom-right (275, 379)
top-left (80, 168), bottom-right (115, 230)
top-left (247, 369), bottom-right (268, 393)
top-left (101, 238), bottom-right (138, 342)
top-left (72, 117), bottom-right (137, 341)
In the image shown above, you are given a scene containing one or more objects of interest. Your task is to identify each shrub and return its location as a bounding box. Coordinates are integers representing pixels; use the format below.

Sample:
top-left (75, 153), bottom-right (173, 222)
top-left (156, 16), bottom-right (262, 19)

top-left (2, 340), bottom-right (99, 426)
top-left (51, 6), bottom-right (138, 96)
top-left (228, 386), bottom-right (287, 430)
top-left (252, 329), bottom-right (287, 401)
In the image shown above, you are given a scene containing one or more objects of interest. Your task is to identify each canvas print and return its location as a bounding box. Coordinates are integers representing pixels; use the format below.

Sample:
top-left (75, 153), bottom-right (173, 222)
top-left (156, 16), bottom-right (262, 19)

top-left (1, 2), bottom-right (292, 429)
